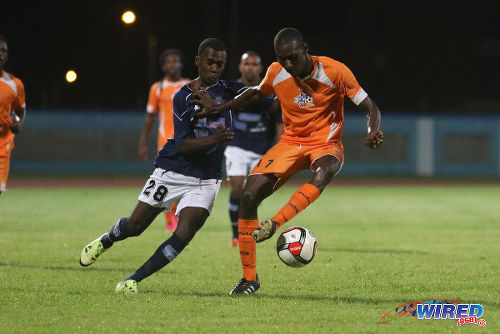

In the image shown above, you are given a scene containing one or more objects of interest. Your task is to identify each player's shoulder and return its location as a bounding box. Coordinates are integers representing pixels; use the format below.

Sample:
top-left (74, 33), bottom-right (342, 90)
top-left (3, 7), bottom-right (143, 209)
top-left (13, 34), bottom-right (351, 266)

top-left (173, 83), bottom-right (192, 102)
top-left (315, 56), bottom-right (347, 71)
top-left (220, 79), bottom-right (247, 94)
top-left (3, 71), bottom-right (24, 87)
top-left (267, 62), bottom-right (283, 75)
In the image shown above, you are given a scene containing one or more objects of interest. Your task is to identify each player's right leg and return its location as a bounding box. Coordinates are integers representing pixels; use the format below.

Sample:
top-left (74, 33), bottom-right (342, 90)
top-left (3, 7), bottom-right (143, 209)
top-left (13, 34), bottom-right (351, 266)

top-left (80, 201), bottom-right (162, 266)
top-left (80, 169), bottom-right (168, 267)
top-left (230, 173), bottom-right (276, 295)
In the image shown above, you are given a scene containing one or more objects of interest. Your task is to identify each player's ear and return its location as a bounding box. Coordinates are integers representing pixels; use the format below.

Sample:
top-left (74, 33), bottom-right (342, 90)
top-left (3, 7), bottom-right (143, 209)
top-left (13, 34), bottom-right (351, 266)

top-left (195, 55), bottom-right (200, 66)
top-left (303, 43), bottom-right (309, 54)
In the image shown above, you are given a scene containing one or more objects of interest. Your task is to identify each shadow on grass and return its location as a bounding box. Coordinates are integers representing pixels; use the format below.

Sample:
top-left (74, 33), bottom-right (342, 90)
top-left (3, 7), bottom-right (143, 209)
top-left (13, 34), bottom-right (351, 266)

top-left (319, 248), bottom-right (428, 255)
top-left (0, 261), bottom-right (171, 275)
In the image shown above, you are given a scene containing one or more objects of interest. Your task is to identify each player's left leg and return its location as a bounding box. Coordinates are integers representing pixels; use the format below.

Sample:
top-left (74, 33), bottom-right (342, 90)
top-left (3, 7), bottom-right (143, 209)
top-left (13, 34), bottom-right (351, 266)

top-left (116, 207), bottom-right (209, 293)
top-left (268, 153), bottom-right (342, 233)
top-left (116, 171), bottom-right (221, 294)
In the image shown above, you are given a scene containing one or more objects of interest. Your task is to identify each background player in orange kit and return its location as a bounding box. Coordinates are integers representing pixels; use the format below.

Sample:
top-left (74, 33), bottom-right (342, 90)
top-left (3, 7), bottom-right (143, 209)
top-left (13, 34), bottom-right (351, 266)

top-left (0, 35), bottom-right (26, 195)
top-left (192, 27), bottom-right (384, 295)
top-left (138, 49), bottom-right (189, 231)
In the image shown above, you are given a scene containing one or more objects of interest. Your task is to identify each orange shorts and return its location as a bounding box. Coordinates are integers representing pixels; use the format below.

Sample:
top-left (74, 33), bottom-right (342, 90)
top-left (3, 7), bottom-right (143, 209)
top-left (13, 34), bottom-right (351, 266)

top-left (0, 136), bottom-right (14, 192)
top-left (249, 139), bottom-right (344, 187)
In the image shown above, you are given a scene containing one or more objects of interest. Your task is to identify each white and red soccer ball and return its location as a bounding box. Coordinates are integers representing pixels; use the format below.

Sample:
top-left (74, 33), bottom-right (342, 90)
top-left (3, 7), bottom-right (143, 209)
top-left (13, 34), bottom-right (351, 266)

top-left (276, 226), bottom-right (317, 267)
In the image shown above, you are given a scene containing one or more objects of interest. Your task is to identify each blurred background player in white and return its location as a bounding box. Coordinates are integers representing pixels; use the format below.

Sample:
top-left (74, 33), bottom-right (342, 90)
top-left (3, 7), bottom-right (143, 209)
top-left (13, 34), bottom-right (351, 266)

top-left (226, 51), bottom-right (282, 247)
top-left (138, 49), bottom-right (189, 231)
top-left (0, 34), bottom-right (26, 195)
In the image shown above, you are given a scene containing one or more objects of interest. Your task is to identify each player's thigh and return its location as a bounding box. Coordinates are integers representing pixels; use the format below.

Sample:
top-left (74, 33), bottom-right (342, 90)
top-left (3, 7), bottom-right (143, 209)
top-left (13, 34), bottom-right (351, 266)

top-left (128, 200), bottom-right (163, 231)
top-left (309, 144), bottom-right (344, 173)
top-left (175, 207), bottom-right (210, 242)
top-left (242, 173), bottom-right (278, 204)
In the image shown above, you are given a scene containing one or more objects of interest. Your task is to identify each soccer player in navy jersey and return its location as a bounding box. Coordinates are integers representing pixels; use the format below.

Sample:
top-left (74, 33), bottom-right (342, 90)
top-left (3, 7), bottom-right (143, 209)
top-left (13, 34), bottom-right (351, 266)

top-left (79, 38), bottom-right (246, 294)
top-left (226, 51), bottom-right (282, 247)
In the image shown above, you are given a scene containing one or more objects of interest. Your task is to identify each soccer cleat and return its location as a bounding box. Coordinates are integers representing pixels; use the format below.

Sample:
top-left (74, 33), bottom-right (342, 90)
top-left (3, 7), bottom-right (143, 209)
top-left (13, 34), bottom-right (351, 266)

top-left (80, 234), bottom-right (107, 267)
top-left (230, 238), bottom-right (239, 248)
top-left (229, 275), bottom-right (260, 295)
top-left (252, 218), bottom-right (277, 243)
top-left (115, 279), bottom-right (138, 294)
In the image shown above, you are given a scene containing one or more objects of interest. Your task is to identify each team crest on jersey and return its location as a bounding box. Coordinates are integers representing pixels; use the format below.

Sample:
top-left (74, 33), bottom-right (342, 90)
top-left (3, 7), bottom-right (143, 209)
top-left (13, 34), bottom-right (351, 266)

top-left (294, 92), bottom-right (314, 108)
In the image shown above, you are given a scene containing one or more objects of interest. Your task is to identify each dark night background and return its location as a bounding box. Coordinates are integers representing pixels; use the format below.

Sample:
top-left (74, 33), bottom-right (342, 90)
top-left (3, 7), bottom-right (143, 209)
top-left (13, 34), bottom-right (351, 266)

top-left (1, 0), bottom-right (499, 112)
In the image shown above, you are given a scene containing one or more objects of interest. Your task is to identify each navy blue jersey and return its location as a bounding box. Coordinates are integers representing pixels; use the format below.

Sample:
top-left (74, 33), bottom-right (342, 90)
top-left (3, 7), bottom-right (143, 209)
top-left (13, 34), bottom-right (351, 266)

top-left (154, 80), bottom-right (246, 179)
top-left (228, 80), bottom-right (281, 155)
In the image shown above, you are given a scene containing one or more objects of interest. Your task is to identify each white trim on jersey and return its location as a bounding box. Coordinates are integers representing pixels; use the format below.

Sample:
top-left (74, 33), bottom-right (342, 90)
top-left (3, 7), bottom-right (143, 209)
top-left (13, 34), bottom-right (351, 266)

top-left (0, 72), bottom-right (18, 96)
top-left (311, 62), bottom-right (335, 88)
top-left (271, 67), bottom-right (292, 87)
top-left (351, 88), bottom-right (368, 105)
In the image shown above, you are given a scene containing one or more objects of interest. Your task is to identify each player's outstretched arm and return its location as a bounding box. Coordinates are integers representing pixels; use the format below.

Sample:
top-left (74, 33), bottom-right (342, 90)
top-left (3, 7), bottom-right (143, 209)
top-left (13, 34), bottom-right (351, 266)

top-left (191, 88), bottom-right (263, 118)
top-left (177, 125), bottom-right (234, 154)
top-left (357, 96), bottom-right (384, 149)
top-left (138, 113), bottom-right (155, 161)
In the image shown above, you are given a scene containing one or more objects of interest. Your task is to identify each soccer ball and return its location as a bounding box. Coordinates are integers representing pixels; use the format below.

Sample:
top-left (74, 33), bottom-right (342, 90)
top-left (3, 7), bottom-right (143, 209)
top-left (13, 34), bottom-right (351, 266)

top-left (276, 226), bottom-right (317, 267)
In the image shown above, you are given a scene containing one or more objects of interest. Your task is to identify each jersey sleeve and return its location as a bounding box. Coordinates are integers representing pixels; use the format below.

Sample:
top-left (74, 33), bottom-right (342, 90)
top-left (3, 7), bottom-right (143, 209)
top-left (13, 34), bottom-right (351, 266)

top-left (226, 80), bottom-right (248, 97)
top-left (258, 63), bottom-right (279, 96)
top-left (340, 63), bottom-right (367, 106)
top-left (146, 82), bottom-right (160, 114)
top-left (172, 91), bottom-right (194, 145)
top-left (12, 79), bottom-right (26, 110)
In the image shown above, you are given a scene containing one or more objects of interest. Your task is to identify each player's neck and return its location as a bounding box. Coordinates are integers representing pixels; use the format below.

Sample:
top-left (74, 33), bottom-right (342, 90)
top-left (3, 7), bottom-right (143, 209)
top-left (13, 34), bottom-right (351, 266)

top-left (190, 77), bottom-right (217, 90)
top-left (165, 73), bottom-right (181, 82)
top-left (297, 55), bottom-right (314, 80)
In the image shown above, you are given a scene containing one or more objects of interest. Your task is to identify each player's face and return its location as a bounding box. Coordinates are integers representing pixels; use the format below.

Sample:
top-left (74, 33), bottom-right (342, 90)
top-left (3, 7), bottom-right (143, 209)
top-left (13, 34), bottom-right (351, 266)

top-left (161, 54), bottom-right (182, 77)
top-left (196, 47), bottom-right (226, 85)
top-left (275, 41), bottom-right (308, 77)
top-left (239, 54), bottom-right (262, 83)
top-left (0, 41), bottom-right (8, 71)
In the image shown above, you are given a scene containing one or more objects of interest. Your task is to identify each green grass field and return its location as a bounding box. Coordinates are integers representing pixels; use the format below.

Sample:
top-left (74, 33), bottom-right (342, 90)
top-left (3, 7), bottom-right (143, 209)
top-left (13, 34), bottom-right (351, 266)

top-left (1, 183), bottom-right (499, 333)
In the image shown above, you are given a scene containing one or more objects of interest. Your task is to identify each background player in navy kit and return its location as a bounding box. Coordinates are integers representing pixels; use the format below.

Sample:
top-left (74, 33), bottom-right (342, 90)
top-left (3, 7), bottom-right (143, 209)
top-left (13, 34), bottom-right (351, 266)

top-left (226, 51), bottom-right (282, 247)
top-left (79, 38), bottom-right (246, 294)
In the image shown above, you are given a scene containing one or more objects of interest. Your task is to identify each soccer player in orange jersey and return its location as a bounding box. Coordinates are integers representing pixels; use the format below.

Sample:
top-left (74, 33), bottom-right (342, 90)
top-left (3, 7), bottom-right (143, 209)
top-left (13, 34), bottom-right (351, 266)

top-left (192, 27), bottom-right (384, 295)
top-left (0, 35), bottom-right (26, 195)
top-left (138, 49), bottom-right (189, 231)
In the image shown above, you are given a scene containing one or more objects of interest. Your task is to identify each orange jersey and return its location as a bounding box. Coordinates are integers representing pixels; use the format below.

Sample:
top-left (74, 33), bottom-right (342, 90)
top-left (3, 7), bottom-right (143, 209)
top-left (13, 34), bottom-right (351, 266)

top-left (0, 71), bottom-right (25, 146)
top-left (147, 78), bottom-right (189, 150)
top-left (258, 56), bottom-right (367, 145)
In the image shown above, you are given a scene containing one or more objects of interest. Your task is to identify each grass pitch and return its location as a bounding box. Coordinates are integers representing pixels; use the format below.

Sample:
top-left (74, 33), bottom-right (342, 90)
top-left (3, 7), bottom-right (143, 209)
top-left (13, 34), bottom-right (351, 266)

top-left (0, 182), bottom-right (499, 333)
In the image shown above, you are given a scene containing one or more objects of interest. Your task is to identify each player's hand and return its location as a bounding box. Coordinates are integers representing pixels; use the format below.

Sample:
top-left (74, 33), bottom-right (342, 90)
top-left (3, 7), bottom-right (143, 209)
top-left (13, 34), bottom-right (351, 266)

top-left (365, 129), bottom-right (384, 149)
top-left (8, 111), bottom-right (22, 134)
top-left (191, 90), bottom-right (222, 118)
top-left (211, 125), bottom-right (234, 144)
top-left (138, 143), bottom-right (148, 161)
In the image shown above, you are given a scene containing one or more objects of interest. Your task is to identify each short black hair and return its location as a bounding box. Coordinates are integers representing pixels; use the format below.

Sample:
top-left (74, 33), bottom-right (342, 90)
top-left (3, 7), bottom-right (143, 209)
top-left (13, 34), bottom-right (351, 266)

top-left (274, 27), bottom-right (305, 46)
top-left (158, 49), bottom-right (183, 65)
top-left (0, 34), bottom-right (8, 44)
top-left (198, 38), bottom-right (226, 56)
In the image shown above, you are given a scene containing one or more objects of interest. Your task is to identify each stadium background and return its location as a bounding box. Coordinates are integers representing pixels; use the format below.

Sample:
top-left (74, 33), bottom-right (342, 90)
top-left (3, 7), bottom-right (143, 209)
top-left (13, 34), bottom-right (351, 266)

top-left (2, 1), bottom-right (499, 179)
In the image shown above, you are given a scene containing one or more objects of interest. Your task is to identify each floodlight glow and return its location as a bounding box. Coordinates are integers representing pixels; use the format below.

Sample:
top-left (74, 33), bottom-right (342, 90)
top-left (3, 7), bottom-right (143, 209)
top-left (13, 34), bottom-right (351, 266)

top-left (66, 70), bottom-right (77, 83)
top-left (122, 11), bottom-right (136, 24)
